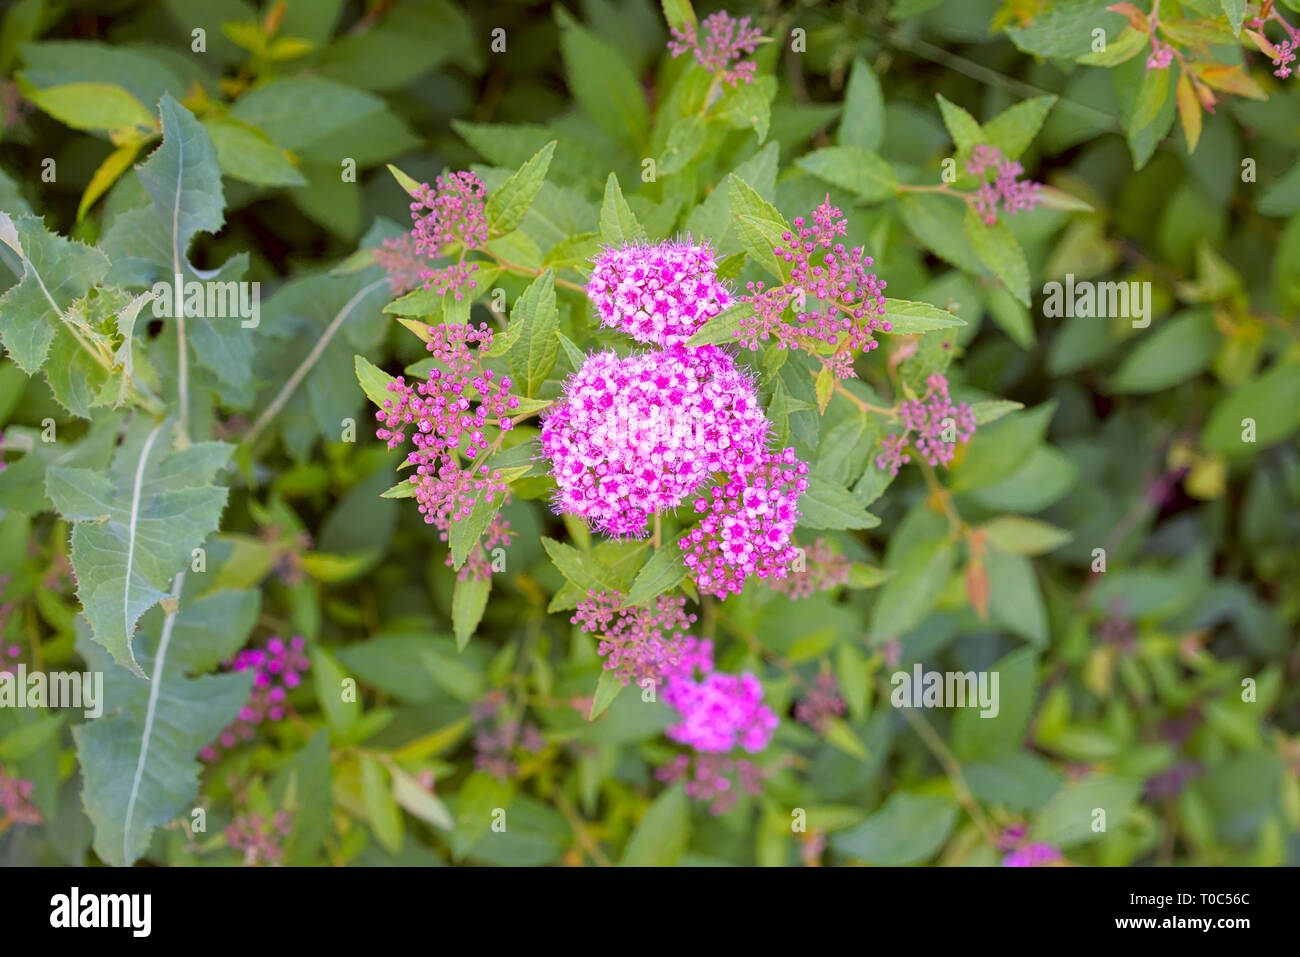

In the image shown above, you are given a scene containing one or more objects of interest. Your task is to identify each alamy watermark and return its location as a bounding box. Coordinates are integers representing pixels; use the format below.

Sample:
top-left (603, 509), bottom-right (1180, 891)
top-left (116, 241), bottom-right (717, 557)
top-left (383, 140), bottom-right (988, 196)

top-left (1041, 274), bottom-right (1152, 328)
top-left (150, 272), bottom-right (260, 329)
top-left (0, 665), bottom-right (103, 718)
top-left (889, 665), bottom-right (1000, 718)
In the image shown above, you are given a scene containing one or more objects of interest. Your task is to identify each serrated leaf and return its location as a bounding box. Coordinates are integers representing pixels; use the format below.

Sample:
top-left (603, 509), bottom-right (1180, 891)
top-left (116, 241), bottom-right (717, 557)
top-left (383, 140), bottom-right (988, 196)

top-left (73, 588), bottom-right (258, 866)
top-left (508, 268), bottom-right (558, 396)
top-left (796, 146), bottom-right (898, 202)
top-left (963, 208), bottom-right (1030, 306)
top-left (798, 477), bottom-right (881, 530)
top-left (599, 172), bottom-right (647, 246)
top-left (556, 8), bottom-right (648, 152)
top-left (486, 140), bottom-right (557, 236)
top-left (685, 300), bottom-right (755, 346)
top-left (354, 354), bottom-right (397, 407)
top-left (727, 174), bottom-right (789, 280)
top-left (588, 668), bottom-right (624, 720)
top-left (935, 93), bottom-right (985, 154)
top-left (880, 298), bottom-right (965, 333)
top-left (47, 423), bottom-right (231, 674)
top-left (839, 57), bottom-right (885, 151)
top-left (452, 574), bottom-right (491, 651)
top-left (983, 95), bottom-right (1056, 160)
top-left (625, 544), bottom-right (688, 605)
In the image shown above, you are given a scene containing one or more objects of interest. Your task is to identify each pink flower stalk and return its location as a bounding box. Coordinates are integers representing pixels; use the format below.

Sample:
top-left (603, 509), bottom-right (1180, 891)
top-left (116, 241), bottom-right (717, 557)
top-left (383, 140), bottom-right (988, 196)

top-left (662, 671), bottom-right (779, 753)
top-left (540, 345), bottom-right (769, 537)
top-left (375, 323), bottom-right (518, 536)
top-left (875, 374), bottom-right (976, 474)
top-left (201, 636), bottom-right (310, 762)
top-left (407, 171), bottom-right (489, 298)
top-left (655, 752), bottom-right (767, 815)
top-left (739, 198), bottom-right (890, 375)
top-left (769, 537), bottom-right (850, 599)
top-left (667, 11), bottom-right (765, 87)
top-left (571, 590), bottom-right (710, 687)
top-left (226, 810), bottom-right (293, 866)
top-left (794, 672), bottom-right (847, 732)
top-left (679, 447), bottom-right (809, 598)
top-left (0, 763), bottom-right (40, 825)
top-left (964, 145), bottom-right (1042, 225)
top-left (373, 233), bottom-right (431, 296)
top-left (586, 239), bottom-right (732, 347)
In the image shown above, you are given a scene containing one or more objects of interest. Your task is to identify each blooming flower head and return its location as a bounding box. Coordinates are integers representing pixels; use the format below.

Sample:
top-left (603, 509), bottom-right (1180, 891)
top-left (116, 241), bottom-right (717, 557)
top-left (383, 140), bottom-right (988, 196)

top-left (572, 590), bottom-right (710, 687)
top-left (739, 198), bottom-right (889, 374)
top-left (680, 447), bottom-right (809, 597)
top-left (375, 323), bottom-right (518, 535)
top-left (964, 144), bottom-right (1042, 225)
top-left (663, 671), bottom-right (779, 753)
top-left (201, 636), bottom-right (310, 761)
top-left (875, 373), bottom-right (976, 474)
top-left (667, 11), bottom-right (765, 87)
top-left (794, 671), bottom-right (847, 732)
top-left (407, 170), bottom-right (489, 298)
top-left (587, 239), bottom-right (732, 347)
top-left (540, 345), bottom-right (769, 537)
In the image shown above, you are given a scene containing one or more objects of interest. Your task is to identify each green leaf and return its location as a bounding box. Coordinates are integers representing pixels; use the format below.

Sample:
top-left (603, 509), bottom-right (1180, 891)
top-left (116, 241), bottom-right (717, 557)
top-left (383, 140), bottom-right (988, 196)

top-left (487, 140), bottom-right (557, 236)
top-left (952, 647), bottom-right (1039, 760)
top-left (621, 783), bottom-right (690, 866)
top-left (983, 95), bottom-right (1057, 160)
top-left (870, 539), bottom-right (954, 638)
top-left (838, 57), bottom-right (885, 151)
top-left (311, 646), bottom-right (360, 739)
top-left (963, 208), bottom-right (1030, 306)
top-left (986, 283), bottom-right (1035, 347)
top-left (588, 669), bottom-right (624, 720)
top-left (599, 173), bottom-right (647, 246)
top-left (831, 792), bottom-right (957, 865)
top-left (47, 423), bottom-right (231, 674)
top-left (1005, 0), bottom-right (1127, 60)
top-left (203, 116), bottom-right (307, 187)
top-left (1031, 774), bottom-right (1141, 848)
top-left (390, 764), bottom-right (454, 831)
top-left (727, 174), bottom-right (790, 280)
top-left (448, 491), bottom-right (507, 571)
top-left (508, 268), bottom-right (559, 397)
top-left (880, 298), bottom-right (965, 333)
top-left (897, 193), bottom-right (986, 275)
top-left (1111, 309), bottom-right (1217, 393)
top-left (798, 477), bottom-right (881, 531)
top-left (716, 75), bottom-right (776, 144)
top-left (16, 79), bottom-right (152, 131)
top-left (953, 401), bottom-right (1055, 492)
top-left (72, 589), bottom-right (259, 866)
top-left (361, 755), bottom-right (403, 854)
top-left (935, 93), bottom-right (985, 154)
top-left (542, 537), bottom-right (625, 595)
top-left (982, 516), bottom-right (1072, 555)
top-left (386, 163), bottom-right (423, 198)
top-left (1222, 0), bottom-right (1246, 34)
top-left (970, 399), bottom-right (1024, 425)
top-left (661, 0), bottom-right (696, 30)
top-left (556, 7), bottom-right (648, 152)
top-left (0, 211), bottom-right (110, 374)
top-left (986, 548), bottom-right (1048, 646)
top-left (1202, 359), bottom-right (1300, 456)
top-left (795, 146), bottom-right (898, 202)
top-left (685, 300), bottom-right (754, 346)
top-left (625, 544), bottom-right (689, 605)
top-left (354, 354), bottom-right (397, 407)
top-left (452, 574), bottom-right (491, 651)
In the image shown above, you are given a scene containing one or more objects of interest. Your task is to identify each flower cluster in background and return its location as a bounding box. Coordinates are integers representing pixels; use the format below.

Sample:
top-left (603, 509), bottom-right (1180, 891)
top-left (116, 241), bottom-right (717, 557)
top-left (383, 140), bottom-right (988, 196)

top-left (739, 198), bottom-right (890, 376)
top-left (571, 589), bottom-right (708, 686)
top-left (667, 11), bottom-right (764, 87)
top-left (226, 810), bottom-right (293, 866)
top-left (876, 374), bottom-right (977, 475)
top-left (794, 672), bottom-right (847, 732)
top-left (965, 144), bottom-right (1043, 225)
top-left (201, 636), bottom-right (310, 762)
top-left (471, 689), bottom-right (545, 782)
top-left (770, 538), bottom-right (851, 599)
top-left (0, 762), bottom-right (40, 826)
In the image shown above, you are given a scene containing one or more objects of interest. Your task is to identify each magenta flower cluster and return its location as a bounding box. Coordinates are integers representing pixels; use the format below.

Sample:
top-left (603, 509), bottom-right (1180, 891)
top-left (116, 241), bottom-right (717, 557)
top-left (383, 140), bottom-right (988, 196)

top-left (1251, 10), bottom-right (1300, 78)
top-left (587, 240), bottom-right (732, 347)
top-left (875, 374), bottom-right (976, 475)
top-left (571, 590), bottom-right (710, 687)
top-left (663, 671), bottom-right (779, 753)
top-left (471, 689), bottom-right (545, 783)
top-left (965, 144), bottom-right (1043, 225)
top-left (201, 636), bottom-right (310, 762)
top-left (655, 753), bottom-right (767, 815)
top-left (540, 344), bottom-right (768, 537)
top-left (373, 233), bottom-right (429, 296)
top-left (794, 672), bottom-right (847, 732)
top-left (770, 537), bottom-right (851, 599)
top-left (400, 170), bottom-right (490, 298)
top-left (376, 323), bottom-right (517, 536)
top-left (667, 11), bottom-right (764, 87)
top-left (226, 810), bottom-right (293, 866)
top-left (0, 762), bottom-right (39, 826)
top-left (680, 447), bottom-right (809, 598)
top-left (739, 198), bottom-right (890, 376)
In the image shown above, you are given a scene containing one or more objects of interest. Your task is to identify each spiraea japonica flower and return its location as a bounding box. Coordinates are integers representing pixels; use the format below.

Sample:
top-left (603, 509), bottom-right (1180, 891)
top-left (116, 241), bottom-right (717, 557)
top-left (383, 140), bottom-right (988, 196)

top-left (875, 374), bottom-right (976, 475)
top-left (739, 198), bottom-right (890, 376)
top-left (679, 446), bottom-right (809, 597)
top-left (965, 144), bottom-right (1043, 225)
top-left (770, 537), bottom-right (851, 599)
top-left (571, 590), bottom-right (711, 687)
top-left (586, 239), bottom-right (732, 347)
top-left (0, 762), bottom-right (40, 825)
top-left (406, 170), bottom-right (489, 298)
top-left (201, 636), bottom-right (310, 762)
top-left (655, 753), bottom-right (768, 815)
top-left (663, 670), bottom-right (779, 753)
top-left (667, 11), bottom-right (765, 87)
top-left (540, 345), bottom-right (769, 537)
top-left (376, 323), bottom-right (518, 535)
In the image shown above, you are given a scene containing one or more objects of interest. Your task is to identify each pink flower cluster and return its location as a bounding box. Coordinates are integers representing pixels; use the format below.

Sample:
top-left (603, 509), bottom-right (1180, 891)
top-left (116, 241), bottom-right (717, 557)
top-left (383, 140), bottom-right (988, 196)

top-left (965, 144), bottom-right (1043, 225)
top-left (875, 374), bottom-right (976, 475)
top-left (655, 752), bottom-right (767, 815)
top-left (201, 636), bottom-right (310, 762)
top-left (794, 672), bottom-right (847, 732)
top-left (663, 671), bottom-right (779, 753)
top-left (406, 170), bottom-right (489, 298)
top-left (0, 762), bottom-right (39, 825)
top-left (667, 11), bottom-right (764, 87)
top-left (1251, 9), bottom-right (1300, 77)
top-left (770, 537), bottom-right (851, 599)
top-left (376, 323), bottom-right (517, 535)
top-left (453, 512), bottom-right (514, 583)
top-left (587, 240), bottom-right (732, 347)
top-left (1002, 842), bottom-right (1063, 867)
top-left (739, 199), bottom-right (889, 376)
top-left (540, 345), bottom-right (768, 537)
top-left (572, 590), bottom-right (711, 687)
top-left (1146, 40), bottom-right (1174, 70)
top-left (680, 447), bottom-right (809, 598)
top-left (226, 810), bottom-right (293, 866)
top-left (373, 233), bottom-right (430, 296)
top-left (471, 690), bottom-right (545, 782)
